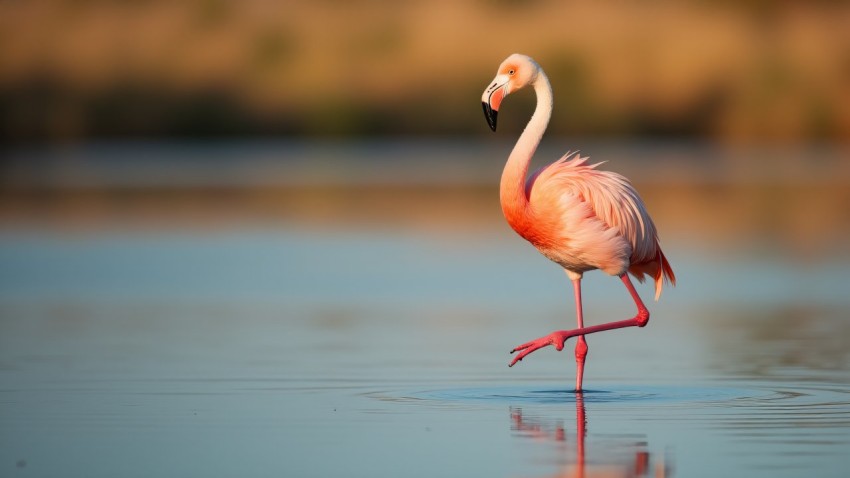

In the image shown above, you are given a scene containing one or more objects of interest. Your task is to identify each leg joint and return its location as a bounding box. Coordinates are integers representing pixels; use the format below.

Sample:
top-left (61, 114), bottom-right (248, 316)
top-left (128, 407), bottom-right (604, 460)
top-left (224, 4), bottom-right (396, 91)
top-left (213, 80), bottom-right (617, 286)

top-left (635, 309), bottom-right (650, 327)
top-left (574, 337), bottom-right (588, 361)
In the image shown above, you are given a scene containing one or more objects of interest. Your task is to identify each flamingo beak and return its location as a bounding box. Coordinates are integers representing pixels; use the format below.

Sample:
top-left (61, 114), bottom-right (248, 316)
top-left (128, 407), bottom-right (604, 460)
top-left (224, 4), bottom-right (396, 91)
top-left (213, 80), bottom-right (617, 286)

top-left (482, 100), bottom-right (498, 132)
top-left (482, 77), bottom-right (509, 132)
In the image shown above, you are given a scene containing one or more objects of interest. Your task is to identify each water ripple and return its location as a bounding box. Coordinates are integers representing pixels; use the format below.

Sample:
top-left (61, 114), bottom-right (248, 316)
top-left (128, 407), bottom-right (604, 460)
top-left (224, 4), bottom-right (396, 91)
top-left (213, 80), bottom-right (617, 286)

top-left (373, 381), bottom-right (850, 433)
top-left (404, 383), bottom-right (770, 405)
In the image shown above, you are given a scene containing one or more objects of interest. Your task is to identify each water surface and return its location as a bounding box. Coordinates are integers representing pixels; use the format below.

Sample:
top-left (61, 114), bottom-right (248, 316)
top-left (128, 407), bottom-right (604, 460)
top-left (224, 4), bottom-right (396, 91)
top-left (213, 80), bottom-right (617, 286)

top-left (1, 140), bottom-right (849, 477)
top-left (1, 227), bottom-right (848, 478)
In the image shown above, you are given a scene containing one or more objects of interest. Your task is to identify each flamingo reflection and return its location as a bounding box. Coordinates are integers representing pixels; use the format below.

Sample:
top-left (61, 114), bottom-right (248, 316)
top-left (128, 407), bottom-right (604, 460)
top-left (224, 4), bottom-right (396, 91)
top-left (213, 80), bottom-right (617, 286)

top-left (510, 393), bottom-right (672, 477)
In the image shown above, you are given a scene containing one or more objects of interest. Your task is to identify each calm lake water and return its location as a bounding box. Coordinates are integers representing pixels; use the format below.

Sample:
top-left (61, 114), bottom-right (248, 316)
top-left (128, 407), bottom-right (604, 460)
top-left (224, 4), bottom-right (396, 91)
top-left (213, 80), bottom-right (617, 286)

top-left (1, 140), bottom-right (849, 477)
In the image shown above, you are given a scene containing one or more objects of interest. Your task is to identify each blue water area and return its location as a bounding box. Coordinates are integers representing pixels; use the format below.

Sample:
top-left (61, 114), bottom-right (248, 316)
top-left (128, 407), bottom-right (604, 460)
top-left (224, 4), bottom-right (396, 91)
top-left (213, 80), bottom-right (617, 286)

top-left (1, 227), bottom-right (849, 477)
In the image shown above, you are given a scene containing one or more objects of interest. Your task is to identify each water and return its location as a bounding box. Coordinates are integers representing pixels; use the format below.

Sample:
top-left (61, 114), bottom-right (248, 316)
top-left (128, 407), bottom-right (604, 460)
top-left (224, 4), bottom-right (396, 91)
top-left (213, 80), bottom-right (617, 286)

top-left (1, 140), bottom-right (849, 477)
top-left (1, 227), bottom-right (848, 478)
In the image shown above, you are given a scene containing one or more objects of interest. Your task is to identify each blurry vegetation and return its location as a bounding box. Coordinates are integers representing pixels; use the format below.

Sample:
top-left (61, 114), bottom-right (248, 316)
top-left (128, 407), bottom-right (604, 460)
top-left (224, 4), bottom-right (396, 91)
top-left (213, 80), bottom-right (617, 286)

top-left (0, 0), bottom-right (849, 142)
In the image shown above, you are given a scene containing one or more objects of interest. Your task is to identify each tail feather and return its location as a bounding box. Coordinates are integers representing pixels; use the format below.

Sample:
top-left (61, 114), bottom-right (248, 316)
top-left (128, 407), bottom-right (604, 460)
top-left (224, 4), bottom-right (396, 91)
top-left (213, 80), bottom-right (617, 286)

top-left (653, 249), bottom-right (676, 301)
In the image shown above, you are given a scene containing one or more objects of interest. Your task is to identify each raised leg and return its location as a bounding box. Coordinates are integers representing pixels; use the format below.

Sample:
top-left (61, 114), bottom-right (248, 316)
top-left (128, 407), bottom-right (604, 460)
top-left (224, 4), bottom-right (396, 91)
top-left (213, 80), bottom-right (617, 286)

top-left (509, 274), bottom-right (649, 367)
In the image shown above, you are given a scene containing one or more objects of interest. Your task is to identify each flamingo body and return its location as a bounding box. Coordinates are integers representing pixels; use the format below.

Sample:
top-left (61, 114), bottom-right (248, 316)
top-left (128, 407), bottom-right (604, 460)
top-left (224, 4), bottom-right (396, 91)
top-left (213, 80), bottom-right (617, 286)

top-left (482, 53), bottom-right (675, 390)
top-left (516, 153), bottom-right (674, 299)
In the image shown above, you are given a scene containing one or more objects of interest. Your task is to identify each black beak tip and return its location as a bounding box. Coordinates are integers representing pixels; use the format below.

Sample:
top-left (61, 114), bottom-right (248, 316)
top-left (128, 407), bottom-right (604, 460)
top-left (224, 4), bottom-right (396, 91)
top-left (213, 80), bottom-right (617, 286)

top-left (482, 102), bottom-right (498, 132)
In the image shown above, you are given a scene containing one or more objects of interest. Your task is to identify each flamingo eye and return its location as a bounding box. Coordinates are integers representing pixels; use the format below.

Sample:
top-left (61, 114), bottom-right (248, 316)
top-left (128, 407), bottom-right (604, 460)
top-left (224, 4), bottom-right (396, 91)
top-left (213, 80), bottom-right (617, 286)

top-left (508, 69), bottom-right (515, 75)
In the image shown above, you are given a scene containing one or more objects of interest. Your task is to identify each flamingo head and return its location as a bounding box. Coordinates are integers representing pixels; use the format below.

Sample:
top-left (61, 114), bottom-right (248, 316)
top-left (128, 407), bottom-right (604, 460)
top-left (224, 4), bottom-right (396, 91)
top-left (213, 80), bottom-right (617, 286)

top-left (482, 53), bottom-right (540, 131)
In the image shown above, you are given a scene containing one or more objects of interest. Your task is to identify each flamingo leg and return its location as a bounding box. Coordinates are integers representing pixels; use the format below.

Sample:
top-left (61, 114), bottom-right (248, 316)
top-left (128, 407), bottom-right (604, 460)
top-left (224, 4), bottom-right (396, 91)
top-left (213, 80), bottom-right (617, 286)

top-left (572, 278), bottom-right (589, 392)
top-left (510, 274), bottom-right (649, 368)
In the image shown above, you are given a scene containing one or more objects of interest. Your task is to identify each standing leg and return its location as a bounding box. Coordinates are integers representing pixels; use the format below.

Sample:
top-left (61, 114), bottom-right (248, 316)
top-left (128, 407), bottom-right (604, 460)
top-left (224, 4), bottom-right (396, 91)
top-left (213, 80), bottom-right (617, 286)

top-left (510, 274), bottom-right (650, 367)
top-left (571, 278), bottom-right (588, 392)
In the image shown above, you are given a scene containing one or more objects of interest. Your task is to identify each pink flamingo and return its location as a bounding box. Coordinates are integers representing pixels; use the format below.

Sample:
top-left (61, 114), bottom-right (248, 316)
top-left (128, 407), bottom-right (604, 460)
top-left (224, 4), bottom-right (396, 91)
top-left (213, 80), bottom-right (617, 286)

top-left (482, 54), bottom-right (676, 391)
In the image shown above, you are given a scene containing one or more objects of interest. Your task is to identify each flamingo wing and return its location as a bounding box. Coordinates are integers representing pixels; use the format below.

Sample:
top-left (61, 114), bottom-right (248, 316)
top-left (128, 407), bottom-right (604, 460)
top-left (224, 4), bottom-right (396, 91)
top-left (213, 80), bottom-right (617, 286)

top-left (528, 152), bottom-right (675, 298)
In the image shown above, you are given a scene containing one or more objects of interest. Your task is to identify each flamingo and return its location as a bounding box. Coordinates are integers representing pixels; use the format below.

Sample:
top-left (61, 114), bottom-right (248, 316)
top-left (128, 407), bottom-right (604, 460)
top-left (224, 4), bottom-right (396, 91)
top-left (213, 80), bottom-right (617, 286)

top-left (482, 54), bottom-right (675, 391)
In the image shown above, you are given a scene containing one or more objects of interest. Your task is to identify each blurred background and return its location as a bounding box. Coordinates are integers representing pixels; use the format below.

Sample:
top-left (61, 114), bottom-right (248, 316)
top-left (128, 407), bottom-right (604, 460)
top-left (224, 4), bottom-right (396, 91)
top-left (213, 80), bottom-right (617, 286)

top-left (2, 0), bottom-right (850, 141)
top-left (2, 1), bottom-right (850, 476)
top-left (1, 0), bottom-right (848, 251)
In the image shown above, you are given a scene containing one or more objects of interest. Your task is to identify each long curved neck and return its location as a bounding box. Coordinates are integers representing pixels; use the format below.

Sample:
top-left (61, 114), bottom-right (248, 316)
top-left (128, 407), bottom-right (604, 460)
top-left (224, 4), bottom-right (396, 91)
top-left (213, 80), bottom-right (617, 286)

top-left (500, 71), bottom-right (553, 227)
